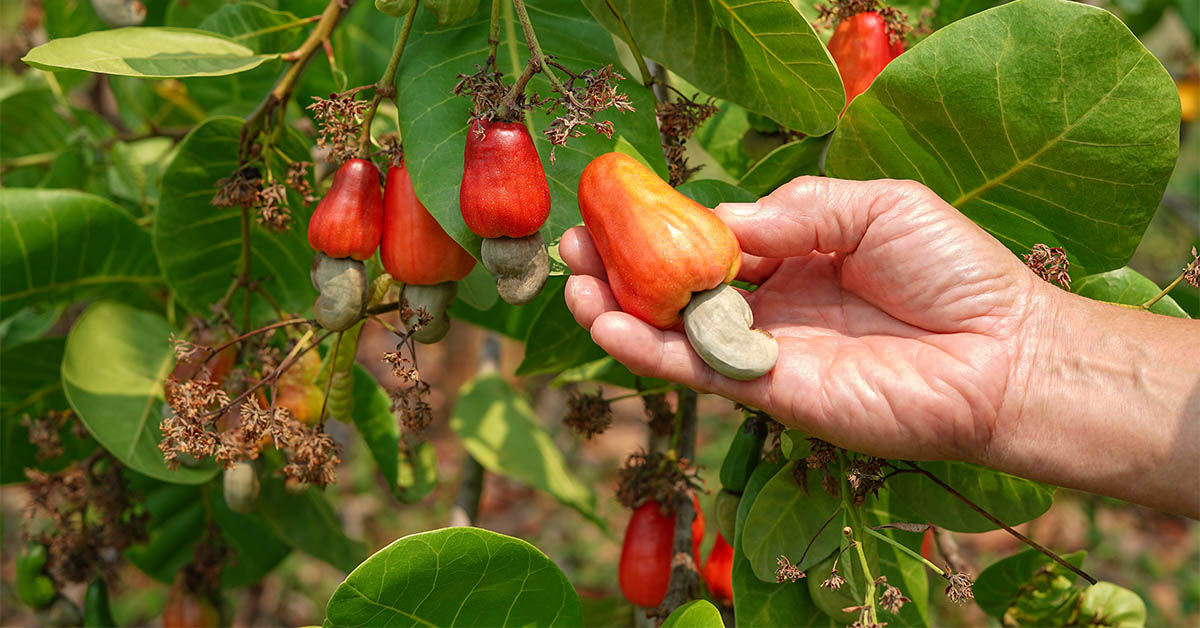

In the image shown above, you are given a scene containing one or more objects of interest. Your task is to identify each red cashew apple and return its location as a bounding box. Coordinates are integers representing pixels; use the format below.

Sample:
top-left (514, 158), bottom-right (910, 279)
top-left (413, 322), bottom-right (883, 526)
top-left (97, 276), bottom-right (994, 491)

top-left (577, 152), bottom-right (778, 380)
top-left (308, 158), bottom-right (384, 261)
top-left (618, 495), bottom-right (706, 609)
top-left (382, 162), bottom-right (476, 342)
top-left (459, 119), bottom-right (551, 305)
top-left (703, 533), bottom-right (734, 606)
top-left (827, 11), bottom-right (905, 107)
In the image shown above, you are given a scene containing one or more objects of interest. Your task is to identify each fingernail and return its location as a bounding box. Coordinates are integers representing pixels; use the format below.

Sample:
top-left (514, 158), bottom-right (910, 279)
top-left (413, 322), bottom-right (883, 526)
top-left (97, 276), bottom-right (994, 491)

top-left (719, 202), bottom-right (759, 217)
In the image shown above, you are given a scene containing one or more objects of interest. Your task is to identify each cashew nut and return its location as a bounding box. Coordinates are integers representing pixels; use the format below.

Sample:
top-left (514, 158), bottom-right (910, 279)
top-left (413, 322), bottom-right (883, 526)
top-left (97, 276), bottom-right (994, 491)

top-left (310, 253), bottom-right (369, 331)
top-left (481, 232), bottom-right (549, 306)
top-left (401, 281), bottom-right (458, 344)
top-left (223, 461), bottom-right (260, 514)
top-left (682, 284), bottom-right (778, 381)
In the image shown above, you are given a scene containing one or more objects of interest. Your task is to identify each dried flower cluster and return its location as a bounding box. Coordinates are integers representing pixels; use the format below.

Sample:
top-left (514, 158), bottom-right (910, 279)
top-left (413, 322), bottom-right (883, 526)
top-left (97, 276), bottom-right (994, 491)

top-left (212, 161), bottom-right (308, 233)
top-left (212, 167), bottom-right (261, 210)
top-left (615, 450), bottom-right (702, 510)
top-left (563, 390), bottom-right (613, 439)
top-left (944, 570), bottom-right (975, 603)
top-left (1184, 246), bottom-right (1199, 288)
top-left (1023, 243), bottom-right (1071, 290)
top-left (877, 575), bottom-right (910, 614)
top-left (23, 455), bottom-right (148, 586)
top-left (454, 64), bottom-right (525, 122)
top-left (776, 555), bottom-right (806, 583)
top-left (308, 92), bottom-right (370, 163)
top-left (820, 566), bottom-right (846, 590)
top-left (542, 64), bottom-right (635, 157)
top-left (657, 95), bottom-right (718, 186)
top-left (21, 410), bottom-right (84, 461)
top-left (643, 392), bottom-right (675, 438)
top-left (814, 0), bottom-right (912, 46)
top-left (384, 305), bottom-right (435, 433)
top-left (846, 456), bottom-right (886, 505)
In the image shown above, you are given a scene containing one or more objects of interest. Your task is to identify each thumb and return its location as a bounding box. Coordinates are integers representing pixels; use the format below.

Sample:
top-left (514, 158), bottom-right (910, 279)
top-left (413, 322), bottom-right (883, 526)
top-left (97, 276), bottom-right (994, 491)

top-left (715, 176), bottom-right (939, 259)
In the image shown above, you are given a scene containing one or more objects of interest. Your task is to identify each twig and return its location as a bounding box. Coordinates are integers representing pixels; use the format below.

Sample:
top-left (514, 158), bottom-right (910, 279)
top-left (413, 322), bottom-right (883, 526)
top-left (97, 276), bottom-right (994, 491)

top-left (486, 0), bottom-right (502, 67)
top-left (449, 335), bottom-right (501, 527)
top-left (357, 0), bottom-right (420, 158)
top-left (659, 388), bottom-right (699, 616)
top-left (602, 0), bottom-right (652, 87)
top-left (896, 461), bottom-right (1097, 584)
top-left (510, 0), bottom-right (581, 108)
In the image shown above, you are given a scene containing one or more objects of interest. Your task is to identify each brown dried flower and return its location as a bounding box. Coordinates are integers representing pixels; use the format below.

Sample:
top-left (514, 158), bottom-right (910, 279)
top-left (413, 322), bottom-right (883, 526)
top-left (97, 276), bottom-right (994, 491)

top-left (1023, 243), bottom-right (1071, 290)
top-left (308, 93), bottom-right (370, 163)
top-left (615, 450), bottom-right (701, 510)
top-left (821, 567), bottom-right (846, 590)
top-left (877, 576), bottom-right (910, 614)
top-left (543, 64), bottom-right (635, 159)
top-left (285, 160), bottom-right (317, 204)
top-left (776, 555), bottom-right (806, 583)
top-left (212, 168), bottom-right (261, 209)
top-left (846, 456), bottom-right (885, 505)
top-left (945, 571), bottom-right (975, 603)
top-left (563, 390), bottom-right (613, 439)
top-left (642, 392), bottom-right (675, 438)
top-left (256, 181), bottom-right (291, 233)
top-left (1184, 246), bottom-right (1199, 288)
top-left (806, 437), bottom-right (837, 469)
top-left (22, 410), bottom-right (75, 461)
top-left (657, 95), bottom-right (718, 186)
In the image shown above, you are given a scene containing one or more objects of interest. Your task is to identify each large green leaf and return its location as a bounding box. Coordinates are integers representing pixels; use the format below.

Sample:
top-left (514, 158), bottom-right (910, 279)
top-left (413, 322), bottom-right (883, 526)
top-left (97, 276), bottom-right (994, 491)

top-left (1073, 266), bottom-right (1189, 318)
top-left (732, 459), bottom-right (831, 627)
top-left (61, 301), bottom-right (218, 484)
top-left (887, 461), bottom-right (1055, 533)
top-left (934, 0), bottom-right (999, 27)
top-left (0, 337), bottom-right (93, 484)
top-left (0, 188), bottom-right (161, 317)
top-left (257, 476), bottom-right (368, 573)
top-left (741, 460), bottom-right (842, 581)
top-left (861, 491), bottom-right (931, 626)
top-left (154, 117), bottom-right (316, 323)
top-left (324, 527), bottom-right (583, 627)
top-left (1077, 582), bottom-right (1147, 627)
top-left (974, 548), bottom-right (1087, 619)
top-left (826, 0), bottom-right (1179, 276)
top-left (516, 282), bottom-right (606, 376)
top-left (583, 0), bottom-right (842, 135)
top-left (661, 600), bottom-right (725, 628)
top-left (737, 137), bottom-right (826, 196)
top-left (187, 3), bottom-right (303, 117)
top-left (350, 364), bottom-right (438, 503)
top-left (450, 373), bottom-right (600, 527)
top-left (676, 179), bottom-right (758, 207)
top-left (394, 0), bottom-right (663, 259)
top-left (449, 276), bottom-right (565, 339)
top-left (22, 27), bottom-right (276, 77)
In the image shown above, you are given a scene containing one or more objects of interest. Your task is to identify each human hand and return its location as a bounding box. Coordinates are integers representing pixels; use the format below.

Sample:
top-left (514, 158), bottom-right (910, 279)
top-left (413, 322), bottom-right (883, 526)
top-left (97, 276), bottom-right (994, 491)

top-left (562, 177), bottom-right (1051, 463)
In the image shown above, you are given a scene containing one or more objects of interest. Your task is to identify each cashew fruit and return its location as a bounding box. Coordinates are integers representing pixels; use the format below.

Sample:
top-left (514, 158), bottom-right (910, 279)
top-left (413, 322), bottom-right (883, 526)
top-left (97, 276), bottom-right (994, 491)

top-left (307, 158), bottom-right (384, 261)
top-left (382, 162), bottom-right (476, 286)
top-left (459, 119), bottom-right (550, 239)
top-left (702, 534), bottom-right (734, 606)
top-left (16, 543), bottom-right (56, 609)
top-left (223, 461), bottom-right (260, 514)
top-left (618, 495), bottom-right (705, 609)
top-left (828, 11), bottom-right (904, 106)
top-left (577, 152), bottom-right (741, 329)
top-left (310, 253), bottom-right (369, 332)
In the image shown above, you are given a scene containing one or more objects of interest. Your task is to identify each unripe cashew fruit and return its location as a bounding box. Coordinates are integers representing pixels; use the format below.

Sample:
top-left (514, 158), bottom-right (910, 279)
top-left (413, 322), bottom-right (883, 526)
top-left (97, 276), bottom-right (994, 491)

top-left (223, 462), bottom-right (260, 514)
top-left (714, 489), bottom-right (741, 543)
top-left (577, 152), bottom-right (777, 380)
top-left (401, 282), bottom-right (457, 344)
top-left (84, 578), bottom-right (116, 628)
top-left (459, 119), bottom-right (550, 239)
top-left (310, 253), bottom-right (369, 331)
top-left (308, 159), bottom-right (384, 261)
top-left (480, 233), bottom-right (549, 306)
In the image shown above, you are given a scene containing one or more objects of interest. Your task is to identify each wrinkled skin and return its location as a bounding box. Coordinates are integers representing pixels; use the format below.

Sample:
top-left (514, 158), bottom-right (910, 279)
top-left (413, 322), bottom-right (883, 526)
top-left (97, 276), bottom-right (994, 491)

top-left (564, 177), bottom-right (1035, 463)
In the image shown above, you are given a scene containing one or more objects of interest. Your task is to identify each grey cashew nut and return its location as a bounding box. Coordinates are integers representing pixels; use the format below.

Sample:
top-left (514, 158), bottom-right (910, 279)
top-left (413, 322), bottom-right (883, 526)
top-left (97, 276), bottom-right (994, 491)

top-left (401, 282), bottom-right (457, 344)
top-left (310, 253), bottom-right (369, 332)
top-left (682, 284), bottom-right (778, 381)
top-left (223, 462), bottom-right (260, 514)
top-left (481, 232), bottom-right (549, 306)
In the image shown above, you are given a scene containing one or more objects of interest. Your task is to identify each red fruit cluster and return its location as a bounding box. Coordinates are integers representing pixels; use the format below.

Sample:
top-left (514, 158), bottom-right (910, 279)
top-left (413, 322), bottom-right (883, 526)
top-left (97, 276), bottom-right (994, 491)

top-left (618, 495), bottom-right (705, 609)
top-left (828, 11), bottom-right (905, 106)
top-left (702, 534), bottom-right (734, 606)
top-left (381, 162), bottom-right (476, 285)
top-left (307, 159), bottom-right (384, 261)
top-left (459, 119), bottom-right (551, 239)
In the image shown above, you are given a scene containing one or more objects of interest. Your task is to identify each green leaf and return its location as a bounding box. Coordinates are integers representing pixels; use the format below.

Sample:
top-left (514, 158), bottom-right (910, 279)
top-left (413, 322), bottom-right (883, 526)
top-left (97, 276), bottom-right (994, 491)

top-left (737, 137), bottom-right (826, 196)
top-left (106, 138), bottom-right (173, 213)
top-left (516, 282), bottom-right (607, 376)
top-left (61, 302), bottom-right (218, 484)
top-left (455, 264), bottom-right (500, 311)
top-left (1077, 582), bottom-right (1147, 627)
top-left (0, 337), bottom-right (93, 484)
top-left (583, 0), bottom-right (842, 135)
top-left (826, 0), bottom-right (1180, 276)
top-left (450, 373), bottom-right (601, 528)
top-left (888, 461), bottom-right (1055, 533)
top-left (257, 476), bottom-right (368, 573)
top-left (974, 548), bottom-right (1087, 619)
top-left (376, 0), bottom-right (417, 18)
top-left (154, 117), bottom-right (316, 324)
top-left (0, 306), bottom-right (63, 347)
top-left (1074, 267), bottom-right (1189, 318)
top-left (661, 600), bottom-right (725, 628)
top-left (423, 0), bottom-right (481, 26)
top-left (0, 90), bottom-right (74, 179)
top-left (124, 474), bottom-right (292, 588)
top-left (676, 179), bottom-right (758, 207)
top-left (22, 27), bottom-right (277, 77)
top-left (551, 356), bottom-right (665, 391)
top-left (861, 491), bottom-right (931, 627)
top-left (396, 440), bottom-right (439, 505)
top-left (324, 527), bottom-right (583, 627)
top-left (742, 460), bottom-right (842, 580)
top-left (449, 276), bottom-right (565, 339)
top-left (732, 459), bottom-right (831, 627)
top-left (395, 0), bottom-right (664, 258)
top-left (934, 0), bottom-right (999, 27)
top-left (198, 3), bottom-right (304, 53)
top-left (695, 103), bottom-right (754, 180)
top-left (0, 188), bottom-right (161, 317)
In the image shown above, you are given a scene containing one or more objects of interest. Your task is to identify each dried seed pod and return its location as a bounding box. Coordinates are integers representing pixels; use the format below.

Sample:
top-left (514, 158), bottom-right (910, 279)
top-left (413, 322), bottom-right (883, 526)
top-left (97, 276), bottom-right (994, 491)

top-left (480, 233), bottom-right (549, 306)
top-left (310, 253), bottom-right (369, 331)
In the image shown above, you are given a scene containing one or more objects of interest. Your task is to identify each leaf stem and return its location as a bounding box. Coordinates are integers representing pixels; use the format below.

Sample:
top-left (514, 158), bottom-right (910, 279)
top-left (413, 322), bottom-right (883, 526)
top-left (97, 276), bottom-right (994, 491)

top-left (848, 529), bottom-right (878, 625)
top-left (605, 385), bottom-right (677, 403)
top-left (602, 0), bottom-right (653, 88)
top-left (510, 0), bottom-right (581, 108)
top-left (863, 526), bottom-right (946, 577)
top-left (316, 330), bottom-right (344, 424)
top-left (487, 0), bottom-right (502, 67)
top-left (1140, 269), bottom-right (1186, 310)
top-left (357, 0), bottom-right (420, 159)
